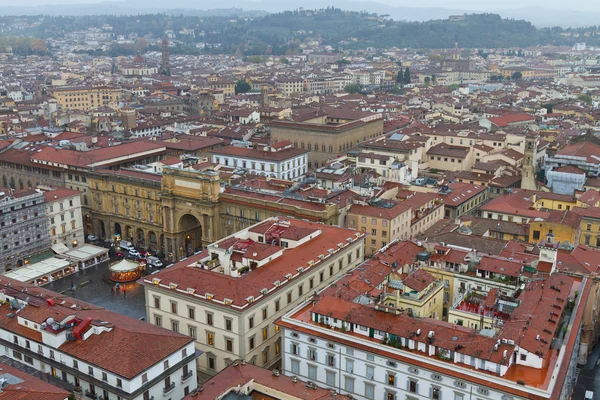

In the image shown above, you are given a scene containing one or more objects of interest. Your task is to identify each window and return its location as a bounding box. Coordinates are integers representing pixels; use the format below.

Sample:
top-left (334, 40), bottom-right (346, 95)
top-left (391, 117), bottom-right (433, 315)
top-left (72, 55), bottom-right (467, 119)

top-left (88, 366), bottom-right (94, 376)
top-left (298, 284), bottom-right (303, 296)
top-left (154, 315), bottom-right (162, 327)
top-left (249, 316), bottom-right (254, 329)
top-left (171, 302), bottom-right (177, 314)
top-left (102, 372), bottom-right (108, 381)
top-left (291, 343), bottom-right (299, 355)
top-left (365, 383), bottom-right (375, 399)
top-left (188, 307), bottom-right (195, 320)
top-left (327, 354), bottom-right (335, 367)
top-left (308, 365), bottom-right (317, 380)
top-left (262, 308), bottom-right (268, 320)
top-left (171, 320), bottom-right (179, 332)
top-left (208, 355), bottom-right (216, 370)
top-left (117, 378), bottom-right (123, 388)
top-left (387, 373), bottom-right (396, 386)
top-left (366, 365), bottom-right (375, 379)
top-left (275, 299), bottom-right (280, 312)
top-left (164, 359), bottom-right (169, 369)
top-left (207, 332), bottom-right (214, 346)
top-left (344, 377), bottom-right (355, 392)
top-left (263, 327), bottom-right (268, 341)
top-left (308, 348), bottom-right (317, 361)
top-left (409, 380), bottom-right (418, 393)
top-left (520, 353), bottom-right (527, 361)
top-left (226, 339), bottom-right (233, 352)
top-left (432, 387), bottom-right (441, 400)
top-left (249, 336), bottom-right (255, 350)
top-left (188, 326), bottom-right (197, 338)
top-left (206, 312), bottom-right (213, 326)
top-left (346, 358), bottom-right (354, 373)
top-left (287, 292), bottom-right (292, 304)
top-left (225, 318), bottom-right (232, 331)
top-left (291, 359), bottom-right (300, 374)
top-left (326, 371), bottom-right (336, 386)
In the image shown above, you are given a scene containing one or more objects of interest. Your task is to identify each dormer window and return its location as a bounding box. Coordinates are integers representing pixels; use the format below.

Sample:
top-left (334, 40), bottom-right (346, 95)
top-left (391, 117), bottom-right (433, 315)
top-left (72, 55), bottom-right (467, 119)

top-left (260, 288), bottom-right (268, 295)
top-left (224, 299), bottom-right (233, 306)
top-left (206, 293), bottom-right (214, 300)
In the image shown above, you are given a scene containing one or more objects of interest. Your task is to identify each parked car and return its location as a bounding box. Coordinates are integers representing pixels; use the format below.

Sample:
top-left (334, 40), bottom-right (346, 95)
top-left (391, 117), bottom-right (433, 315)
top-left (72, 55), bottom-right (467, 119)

top-left (87, 235), bottom-right (98, 242)
top-left (139, 250), bottom-right (150, 258)
top-left (128, 249), bottom-right (140, 258)
top-left (114, 252), bottom-right (125, 258)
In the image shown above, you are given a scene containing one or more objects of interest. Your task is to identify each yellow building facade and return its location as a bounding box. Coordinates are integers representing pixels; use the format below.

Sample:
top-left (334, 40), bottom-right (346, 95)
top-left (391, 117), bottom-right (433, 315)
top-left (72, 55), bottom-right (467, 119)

top-left (89, 169), bottom-right (164, 252)
top-left (51, 85), bottom-right (121, 111)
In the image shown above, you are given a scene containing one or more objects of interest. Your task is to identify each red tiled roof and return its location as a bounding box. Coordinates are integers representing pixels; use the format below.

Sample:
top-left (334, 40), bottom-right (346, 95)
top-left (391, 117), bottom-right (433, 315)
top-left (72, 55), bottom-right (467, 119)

top-left (0, 362), bottom-right (69, 400)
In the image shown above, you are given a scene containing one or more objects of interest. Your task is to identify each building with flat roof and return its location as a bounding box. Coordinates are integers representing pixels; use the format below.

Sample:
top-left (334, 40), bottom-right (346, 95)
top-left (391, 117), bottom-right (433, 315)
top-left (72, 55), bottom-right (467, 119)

top-left (141, 217), bottom-right (365, 378)
top-left (211, 141), bottom-right (309, 181)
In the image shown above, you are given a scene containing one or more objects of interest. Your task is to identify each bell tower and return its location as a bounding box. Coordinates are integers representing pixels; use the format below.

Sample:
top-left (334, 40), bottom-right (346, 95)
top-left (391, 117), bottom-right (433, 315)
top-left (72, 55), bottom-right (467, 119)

top-left (521, 133), bottom-right (538, 190)
top-left (160, 35), bottom-right (170, 76)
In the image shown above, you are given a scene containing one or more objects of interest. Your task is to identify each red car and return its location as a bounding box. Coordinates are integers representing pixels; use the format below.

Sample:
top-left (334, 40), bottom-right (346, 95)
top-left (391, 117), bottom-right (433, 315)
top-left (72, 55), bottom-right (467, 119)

top-left (137, 258), bottom-right (147, 264)
top-left (114, 252), bottom-right (125, 258)
top-left (139, 251), bottom-right (150, 258)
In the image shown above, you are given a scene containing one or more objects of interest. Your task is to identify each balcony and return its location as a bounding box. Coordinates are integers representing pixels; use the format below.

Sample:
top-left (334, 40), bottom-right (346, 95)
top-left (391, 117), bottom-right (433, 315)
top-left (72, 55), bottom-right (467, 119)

top-left (85, 390), bottom-right (98, 400)
top-left (163, 382), bottom-right (175, 394)
top-left (181, 370), bottom-right (193, 383)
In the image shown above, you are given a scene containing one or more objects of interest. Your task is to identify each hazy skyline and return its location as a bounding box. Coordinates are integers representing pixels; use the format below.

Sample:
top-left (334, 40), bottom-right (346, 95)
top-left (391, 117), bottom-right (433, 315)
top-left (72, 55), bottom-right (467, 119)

top-left (0, 0), bottom-right (598, 11)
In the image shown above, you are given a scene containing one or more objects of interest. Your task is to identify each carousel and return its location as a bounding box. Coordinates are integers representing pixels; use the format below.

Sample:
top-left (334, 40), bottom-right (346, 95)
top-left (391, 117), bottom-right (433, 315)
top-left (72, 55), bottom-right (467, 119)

top-left (109, 259), bottom-right (143, 282)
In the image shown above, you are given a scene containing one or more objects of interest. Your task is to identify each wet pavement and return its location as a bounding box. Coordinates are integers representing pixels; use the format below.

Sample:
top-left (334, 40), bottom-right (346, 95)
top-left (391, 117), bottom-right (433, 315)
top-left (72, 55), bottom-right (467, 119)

top-left (574, 344), bottom-right (600, 399)
top-left (42, 259), bottom-right (148, 320)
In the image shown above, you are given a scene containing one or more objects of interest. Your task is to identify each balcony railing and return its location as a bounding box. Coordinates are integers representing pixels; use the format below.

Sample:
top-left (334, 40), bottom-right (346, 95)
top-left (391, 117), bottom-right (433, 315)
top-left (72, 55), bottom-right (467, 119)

top-left (85, 390), bottom-right (98, 400)
top-left (181, 370), bottom-right (193, 382)
top-left (163, 382), bottom-right (175, 394)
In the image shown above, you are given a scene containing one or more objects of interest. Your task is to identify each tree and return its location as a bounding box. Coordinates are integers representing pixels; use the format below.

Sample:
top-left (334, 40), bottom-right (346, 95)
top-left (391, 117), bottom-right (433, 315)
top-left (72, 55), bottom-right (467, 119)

top-left (512, 71), bottom-right (523, 80)
top-left (404, 67), bottom-right (411, 84)
top-left (344, 83), bottom-right (361, 94)
top-left (424, 76), bottom-right (431, 85)
top-left (396, 69), bottom-right (404, 83)
top-left (235, 80), bottom-right (251, 94)
top-left (578, 94), bottom-right (593, 105)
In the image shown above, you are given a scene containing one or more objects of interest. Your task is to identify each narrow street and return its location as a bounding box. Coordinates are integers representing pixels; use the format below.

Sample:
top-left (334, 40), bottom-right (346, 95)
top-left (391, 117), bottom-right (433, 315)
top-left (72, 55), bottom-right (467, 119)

top-left (574, 345), bottom-right (600, 399)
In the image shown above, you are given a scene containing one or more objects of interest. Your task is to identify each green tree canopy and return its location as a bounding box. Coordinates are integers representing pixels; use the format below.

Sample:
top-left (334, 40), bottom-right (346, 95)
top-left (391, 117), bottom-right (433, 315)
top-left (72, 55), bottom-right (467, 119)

top-left (512, 71), bottom-right (523, 80)
top-left (344, 83), bottom-right (361, 94)
top-left (396, 69), bottom-right (404, 83)
top-left (235, 80), bottom-right (251, 94)
top-left (404, 67), bottom-right (411, 84)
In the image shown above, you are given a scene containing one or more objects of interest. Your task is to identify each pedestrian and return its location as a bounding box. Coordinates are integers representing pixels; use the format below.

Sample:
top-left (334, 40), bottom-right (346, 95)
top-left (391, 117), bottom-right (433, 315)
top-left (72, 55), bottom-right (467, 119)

top-left (124, 289), bottom-right (127, 297)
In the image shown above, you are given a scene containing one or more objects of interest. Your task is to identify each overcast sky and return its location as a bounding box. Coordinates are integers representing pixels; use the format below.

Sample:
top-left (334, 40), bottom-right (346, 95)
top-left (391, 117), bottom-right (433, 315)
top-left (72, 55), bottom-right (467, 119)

top-left (0, 0), bottom-right (598, 11)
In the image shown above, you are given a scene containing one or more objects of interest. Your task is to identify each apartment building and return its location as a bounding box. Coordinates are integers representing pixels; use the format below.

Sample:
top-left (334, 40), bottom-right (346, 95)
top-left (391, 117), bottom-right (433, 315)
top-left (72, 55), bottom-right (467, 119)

top-left (0, 276), bottom-right (199, 400)
top-left (347, 199), bottom-right (412, 256)
top-left (211, 141), bottom-right (309, 181)
top-left (141, 217), bottom-right (365, 378)
top-left (49, 85), bottom-right (121, 112)
top-left (0, 188), bottom-right (49, 272)
top-left (275, 78), bottom-right (305, 96)
top-left (44, 188), bottom-right (85, 250)
top-left (278, 260), bottom-right (588, 400)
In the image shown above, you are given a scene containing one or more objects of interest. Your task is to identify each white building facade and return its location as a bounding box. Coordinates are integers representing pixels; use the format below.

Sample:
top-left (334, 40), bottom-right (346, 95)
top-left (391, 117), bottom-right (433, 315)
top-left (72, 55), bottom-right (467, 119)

top-left (45, 189), bottom-right (85, 249)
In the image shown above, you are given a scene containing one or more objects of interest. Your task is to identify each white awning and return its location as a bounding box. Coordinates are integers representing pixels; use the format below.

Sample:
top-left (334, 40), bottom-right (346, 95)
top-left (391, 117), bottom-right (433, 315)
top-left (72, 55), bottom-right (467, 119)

top-left (51, 243), bottom-right (69, 254)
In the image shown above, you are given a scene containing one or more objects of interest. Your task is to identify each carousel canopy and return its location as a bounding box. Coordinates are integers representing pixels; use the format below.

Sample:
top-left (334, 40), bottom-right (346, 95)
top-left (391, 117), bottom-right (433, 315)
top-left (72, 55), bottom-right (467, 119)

top-left (110, 259), bottom-right (139, 273)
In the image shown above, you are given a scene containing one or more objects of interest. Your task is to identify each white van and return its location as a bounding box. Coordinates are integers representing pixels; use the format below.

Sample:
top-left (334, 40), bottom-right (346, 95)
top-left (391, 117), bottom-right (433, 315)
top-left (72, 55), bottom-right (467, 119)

top-left (586, 391), bottom-right (594, 400)
top-left (119, 240), bottom-right (134, 251)
top-left (147, 256), bottom-right (164, 268)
